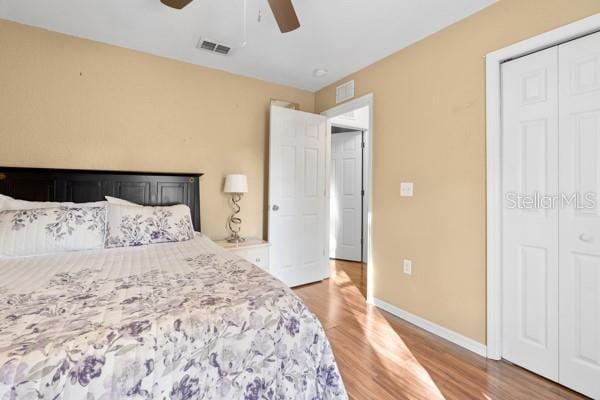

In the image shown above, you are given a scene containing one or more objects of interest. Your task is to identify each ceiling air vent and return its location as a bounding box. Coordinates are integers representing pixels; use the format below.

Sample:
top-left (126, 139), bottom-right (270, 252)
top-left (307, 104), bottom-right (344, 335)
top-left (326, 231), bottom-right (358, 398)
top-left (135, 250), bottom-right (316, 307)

top-left (197, 39), bottom-right (232, 56)
top-left (336, 80), bottom-right (355, 104)
top-left (214, 44), bottom-right (231, 55)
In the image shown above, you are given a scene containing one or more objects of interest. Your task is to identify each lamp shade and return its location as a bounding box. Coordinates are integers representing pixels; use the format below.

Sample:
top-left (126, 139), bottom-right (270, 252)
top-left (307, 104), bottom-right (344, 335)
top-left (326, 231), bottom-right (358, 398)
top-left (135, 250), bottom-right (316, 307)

top-left (224, 174), bottom-right (248, 194)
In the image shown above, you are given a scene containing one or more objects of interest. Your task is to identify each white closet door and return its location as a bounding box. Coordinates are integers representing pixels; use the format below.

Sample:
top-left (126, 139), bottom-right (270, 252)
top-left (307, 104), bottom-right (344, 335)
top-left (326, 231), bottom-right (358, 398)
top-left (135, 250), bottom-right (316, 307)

top-left (558, 31), bottom-right (600, 399)
top-left (330, 131), bottom-right (363, 261)
top-left (268, 106), bottom-right (329, 287)
top-left (501, 46), bottom-right (560, 381)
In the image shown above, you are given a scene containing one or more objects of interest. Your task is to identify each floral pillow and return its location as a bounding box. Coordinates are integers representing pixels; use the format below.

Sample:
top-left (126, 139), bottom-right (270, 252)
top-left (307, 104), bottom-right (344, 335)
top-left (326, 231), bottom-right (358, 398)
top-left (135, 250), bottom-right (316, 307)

top-left (0, 193), bottom-right (105, 211)
top-left (105, 204), bottom-right (195, 248)
top-left (104, 195), bottom-right (138, 206)
top-left (0, 205), bottom-right (107, 257)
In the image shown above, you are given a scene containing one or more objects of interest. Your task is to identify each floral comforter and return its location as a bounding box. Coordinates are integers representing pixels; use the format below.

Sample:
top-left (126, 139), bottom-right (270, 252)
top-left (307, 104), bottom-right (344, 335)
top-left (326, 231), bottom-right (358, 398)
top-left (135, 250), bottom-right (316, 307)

top-left (0, 235), bottom-right (347, 399)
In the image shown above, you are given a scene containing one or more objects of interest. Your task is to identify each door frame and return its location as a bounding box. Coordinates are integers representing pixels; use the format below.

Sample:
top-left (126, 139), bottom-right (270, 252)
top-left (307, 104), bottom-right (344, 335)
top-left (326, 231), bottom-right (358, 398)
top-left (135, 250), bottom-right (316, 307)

top-left (485, 13), bottom-right (600, 360)
top-left (322, 93), bottom-right (374, 303)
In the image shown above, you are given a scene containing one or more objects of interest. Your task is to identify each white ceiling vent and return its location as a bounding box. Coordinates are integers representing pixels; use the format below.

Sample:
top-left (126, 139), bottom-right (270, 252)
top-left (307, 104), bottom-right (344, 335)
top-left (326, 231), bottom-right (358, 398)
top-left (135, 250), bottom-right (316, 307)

top-left (197, 39), bottom-right (232, 56)
top-left (336, 80), bottom-right (355, 104)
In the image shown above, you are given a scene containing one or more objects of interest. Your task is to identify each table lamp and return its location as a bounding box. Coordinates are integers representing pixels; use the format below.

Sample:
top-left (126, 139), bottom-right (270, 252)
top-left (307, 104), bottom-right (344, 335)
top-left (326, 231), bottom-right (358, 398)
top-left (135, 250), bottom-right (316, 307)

top-left (224, 174), bottom-right (248, 243)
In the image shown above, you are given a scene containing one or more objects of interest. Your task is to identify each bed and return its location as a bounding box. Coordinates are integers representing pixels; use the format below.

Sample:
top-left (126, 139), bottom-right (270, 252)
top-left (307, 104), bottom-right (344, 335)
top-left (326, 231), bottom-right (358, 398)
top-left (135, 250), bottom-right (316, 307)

top-left (0, 168), bottom-right (347, 399)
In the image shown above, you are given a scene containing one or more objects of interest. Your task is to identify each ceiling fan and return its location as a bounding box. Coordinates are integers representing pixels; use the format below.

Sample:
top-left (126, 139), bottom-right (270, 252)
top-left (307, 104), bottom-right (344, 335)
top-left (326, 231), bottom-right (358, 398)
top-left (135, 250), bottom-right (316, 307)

top-left (160, 0), bottom-right (301, 33)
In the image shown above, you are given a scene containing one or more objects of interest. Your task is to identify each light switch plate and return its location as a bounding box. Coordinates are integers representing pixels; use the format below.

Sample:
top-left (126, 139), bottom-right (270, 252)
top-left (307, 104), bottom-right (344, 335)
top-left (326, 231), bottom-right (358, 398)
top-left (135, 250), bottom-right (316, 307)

top-left (400, 182), bottom-right (414, 197)
top-left (403, 259), bottom-right (412, 275)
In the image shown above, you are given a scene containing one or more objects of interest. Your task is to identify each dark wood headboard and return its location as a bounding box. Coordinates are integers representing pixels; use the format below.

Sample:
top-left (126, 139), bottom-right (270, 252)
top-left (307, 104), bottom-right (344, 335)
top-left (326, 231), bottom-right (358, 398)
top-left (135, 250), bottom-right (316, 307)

top-left (0, 167), bottom-right (203, 231)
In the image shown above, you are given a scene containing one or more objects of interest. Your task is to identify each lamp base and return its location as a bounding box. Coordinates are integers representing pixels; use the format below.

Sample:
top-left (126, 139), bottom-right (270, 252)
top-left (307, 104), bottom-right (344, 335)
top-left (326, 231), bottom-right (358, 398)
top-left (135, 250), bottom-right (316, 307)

top-left (227, 194), bottom-right (245, 244)
top-left (227, 234), bottom-right (245, 244)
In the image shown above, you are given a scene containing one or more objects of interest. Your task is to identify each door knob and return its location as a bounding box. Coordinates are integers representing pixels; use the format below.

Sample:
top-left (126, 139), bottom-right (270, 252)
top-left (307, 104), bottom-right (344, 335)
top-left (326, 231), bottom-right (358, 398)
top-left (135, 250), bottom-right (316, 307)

top-left (579, 233), bottom-right (593, 243)
top-left (272, 204), bottom-right (279, 211)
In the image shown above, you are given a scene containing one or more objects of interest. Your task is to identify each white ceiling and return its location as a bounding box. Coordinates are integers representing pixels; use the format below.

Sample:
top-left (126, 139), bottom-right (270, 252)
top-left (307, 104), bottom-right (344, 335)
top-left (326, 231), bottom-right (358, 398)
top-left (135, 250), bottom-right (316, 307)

top-left (0, 0), bottom-right (494, 91)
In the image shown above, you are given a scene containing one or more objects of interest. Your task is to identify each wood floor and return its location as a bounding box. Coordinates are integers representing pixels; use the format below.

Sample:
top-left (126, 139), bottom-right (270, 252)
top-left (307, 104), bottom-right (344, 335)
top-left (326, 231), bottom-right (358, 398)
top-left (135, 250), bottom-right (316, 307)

top-left (293, 260), bottom-right (588, 400)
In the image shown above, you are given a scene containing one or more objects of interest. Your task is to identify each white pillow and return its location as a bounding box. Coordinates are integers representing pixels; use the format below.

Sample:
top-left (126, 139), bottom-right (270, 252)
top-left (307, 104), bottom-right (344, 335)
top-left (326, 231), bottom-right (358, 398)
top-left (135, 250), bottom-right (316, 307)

top-left (105, 203), bottom-right (194, 248)
top-left (0, 205), bottom-right (107, 257)
top-left (104, 196), bottom-right (139, 206)
top-left (0, 194), bottom-right (105, 211)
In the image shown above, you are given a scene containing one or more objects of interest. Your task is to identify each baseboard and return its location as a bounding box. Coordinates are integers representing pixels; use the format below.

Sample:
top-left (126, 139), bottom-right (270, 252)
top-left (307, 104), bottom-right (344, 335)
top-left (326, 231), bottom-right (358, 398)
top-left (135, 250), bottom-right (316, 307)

top-left (373, 298), bottom-right (487, 358)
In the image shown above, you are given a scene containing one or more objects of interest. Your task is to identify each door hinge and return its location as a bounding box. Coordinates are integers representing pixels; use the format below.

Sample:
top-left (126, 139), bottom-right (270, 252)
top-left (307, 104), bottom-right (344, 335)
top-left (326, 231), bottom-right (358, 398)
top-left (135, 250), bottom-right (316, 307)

top-left (361, 189), bottom-right (365, 196)
top-left (361, 141), bottom-right (365, 149)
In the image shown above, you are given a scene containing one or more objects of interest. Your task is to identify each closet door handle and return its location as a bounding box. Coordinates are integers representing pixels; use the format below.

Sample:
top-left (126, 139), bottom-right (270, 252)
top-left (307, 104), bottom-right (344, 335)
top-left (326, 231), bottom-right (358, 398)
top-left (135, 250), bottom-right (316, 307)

top-left (272, 204), bottom-right (279, 211)
top-left (579, 233), bottom-right (593, 243)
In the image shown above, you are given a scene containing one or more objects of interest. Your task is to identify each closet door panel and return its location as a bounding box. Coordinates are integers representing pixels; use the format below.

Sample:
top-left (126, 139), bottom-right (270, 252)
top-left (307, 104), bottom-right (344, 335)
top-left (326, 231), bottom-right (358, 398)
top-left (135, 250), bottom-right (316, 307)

top-left (501, 46), bottom-right (559, 381)
top-left (558, 30), bottom-right (600, 400)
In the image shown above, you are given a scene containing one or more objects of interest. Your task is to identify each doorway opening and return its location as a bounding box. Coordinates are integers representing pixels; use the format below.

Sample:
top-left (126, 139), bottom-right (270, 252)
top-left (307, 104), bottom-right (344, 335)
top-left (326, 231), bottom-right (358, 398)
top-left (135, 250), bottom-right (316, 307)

top-left (323, 94), bottom-right (373, 302)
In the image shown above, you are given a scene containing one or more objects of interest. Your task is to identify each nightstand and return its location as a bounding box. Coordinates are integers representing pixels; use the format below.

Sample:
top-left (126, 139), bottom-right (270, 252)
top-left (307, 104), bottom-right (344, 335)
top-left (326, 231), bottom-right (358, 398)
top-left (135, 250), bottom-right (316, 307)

top-left (215, 238), bottom-right (271, 272)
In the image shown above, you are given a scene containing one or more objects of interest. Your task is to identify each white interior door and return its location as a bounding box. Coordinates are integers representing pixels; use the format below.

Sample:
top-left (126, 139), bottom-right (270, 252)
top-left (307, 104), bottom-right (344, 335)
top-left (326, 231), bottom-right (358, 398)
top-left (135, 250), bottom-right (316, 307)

top-left (269, 106), bottom-right (329, 287)
top-left (558, 31), bottom-right (600, 399)
top-left (330, 131), bottom-right (363, 262)
top-left (501, 46), bottom-right (560, 381)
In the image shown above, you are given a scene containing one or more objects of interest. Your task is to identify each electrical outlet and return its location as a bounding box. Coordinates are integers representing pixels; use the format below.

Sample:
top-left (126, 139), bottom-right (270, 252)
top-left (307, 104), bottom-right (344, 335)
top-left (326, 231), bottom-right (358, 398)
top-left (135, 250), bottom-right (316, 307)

top-left (403, 259), bottom-right (412, 275)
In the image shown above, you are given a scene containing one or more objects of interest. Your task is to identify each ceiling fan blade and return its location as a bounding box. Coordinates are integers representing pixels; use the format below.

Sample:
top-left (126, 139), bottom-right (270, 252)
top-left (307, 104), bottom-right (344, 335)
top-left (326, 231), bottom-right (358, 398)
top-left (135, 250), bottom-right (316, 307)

top-left (267, 0), bottom-right (300, 33)
top-left (160, 0), bottom-right (194, 9)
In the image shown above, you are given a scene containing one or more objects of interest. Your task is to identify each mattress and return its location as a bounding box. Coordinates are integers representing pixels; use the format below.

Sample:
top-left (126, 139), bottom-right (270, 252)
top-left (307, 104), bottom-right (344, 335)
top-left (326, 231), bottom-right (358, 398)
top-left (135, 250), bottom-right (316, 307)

top-left (0, 234), bottom-right (347, 399)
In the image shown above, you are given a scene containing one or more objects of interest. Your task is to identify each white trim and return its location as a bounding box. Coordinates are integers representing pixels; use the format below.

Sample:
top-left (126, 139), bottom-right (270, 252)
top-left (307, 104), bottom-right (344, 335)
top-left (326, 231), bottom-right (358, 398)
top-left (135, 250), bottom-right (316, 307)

top-left (325, 118), bottom-right (332, 280)
top-left (485, 13), bottom-right (600, 360)
top-left (374, 298), bottom-right (487, 358)
top-left (322, 93), bottom-right (374, 303)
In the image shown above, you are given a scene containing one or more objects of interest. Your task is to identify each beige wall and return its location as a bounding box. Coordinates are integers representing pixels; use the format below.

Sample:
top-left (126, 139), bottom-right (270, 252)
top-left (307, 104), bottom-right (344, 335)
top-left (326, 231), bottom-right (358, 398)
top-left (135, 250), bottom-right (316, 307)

top-left (316, 0), bottom-right (600, 343)
top-left (0, 19), bottom-right (314, 240)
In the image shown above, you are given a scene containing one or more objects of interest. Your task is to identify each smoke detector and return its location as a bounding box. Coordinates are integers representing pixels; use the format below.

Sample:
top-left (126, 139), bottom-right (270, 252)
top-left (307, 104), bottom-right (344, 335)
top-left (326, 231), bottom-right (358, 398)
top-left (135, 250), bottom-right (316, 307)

top-left (197, 39), bottom-right (232, 55)
top-left (313, 68), bottom-right (328, 78)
